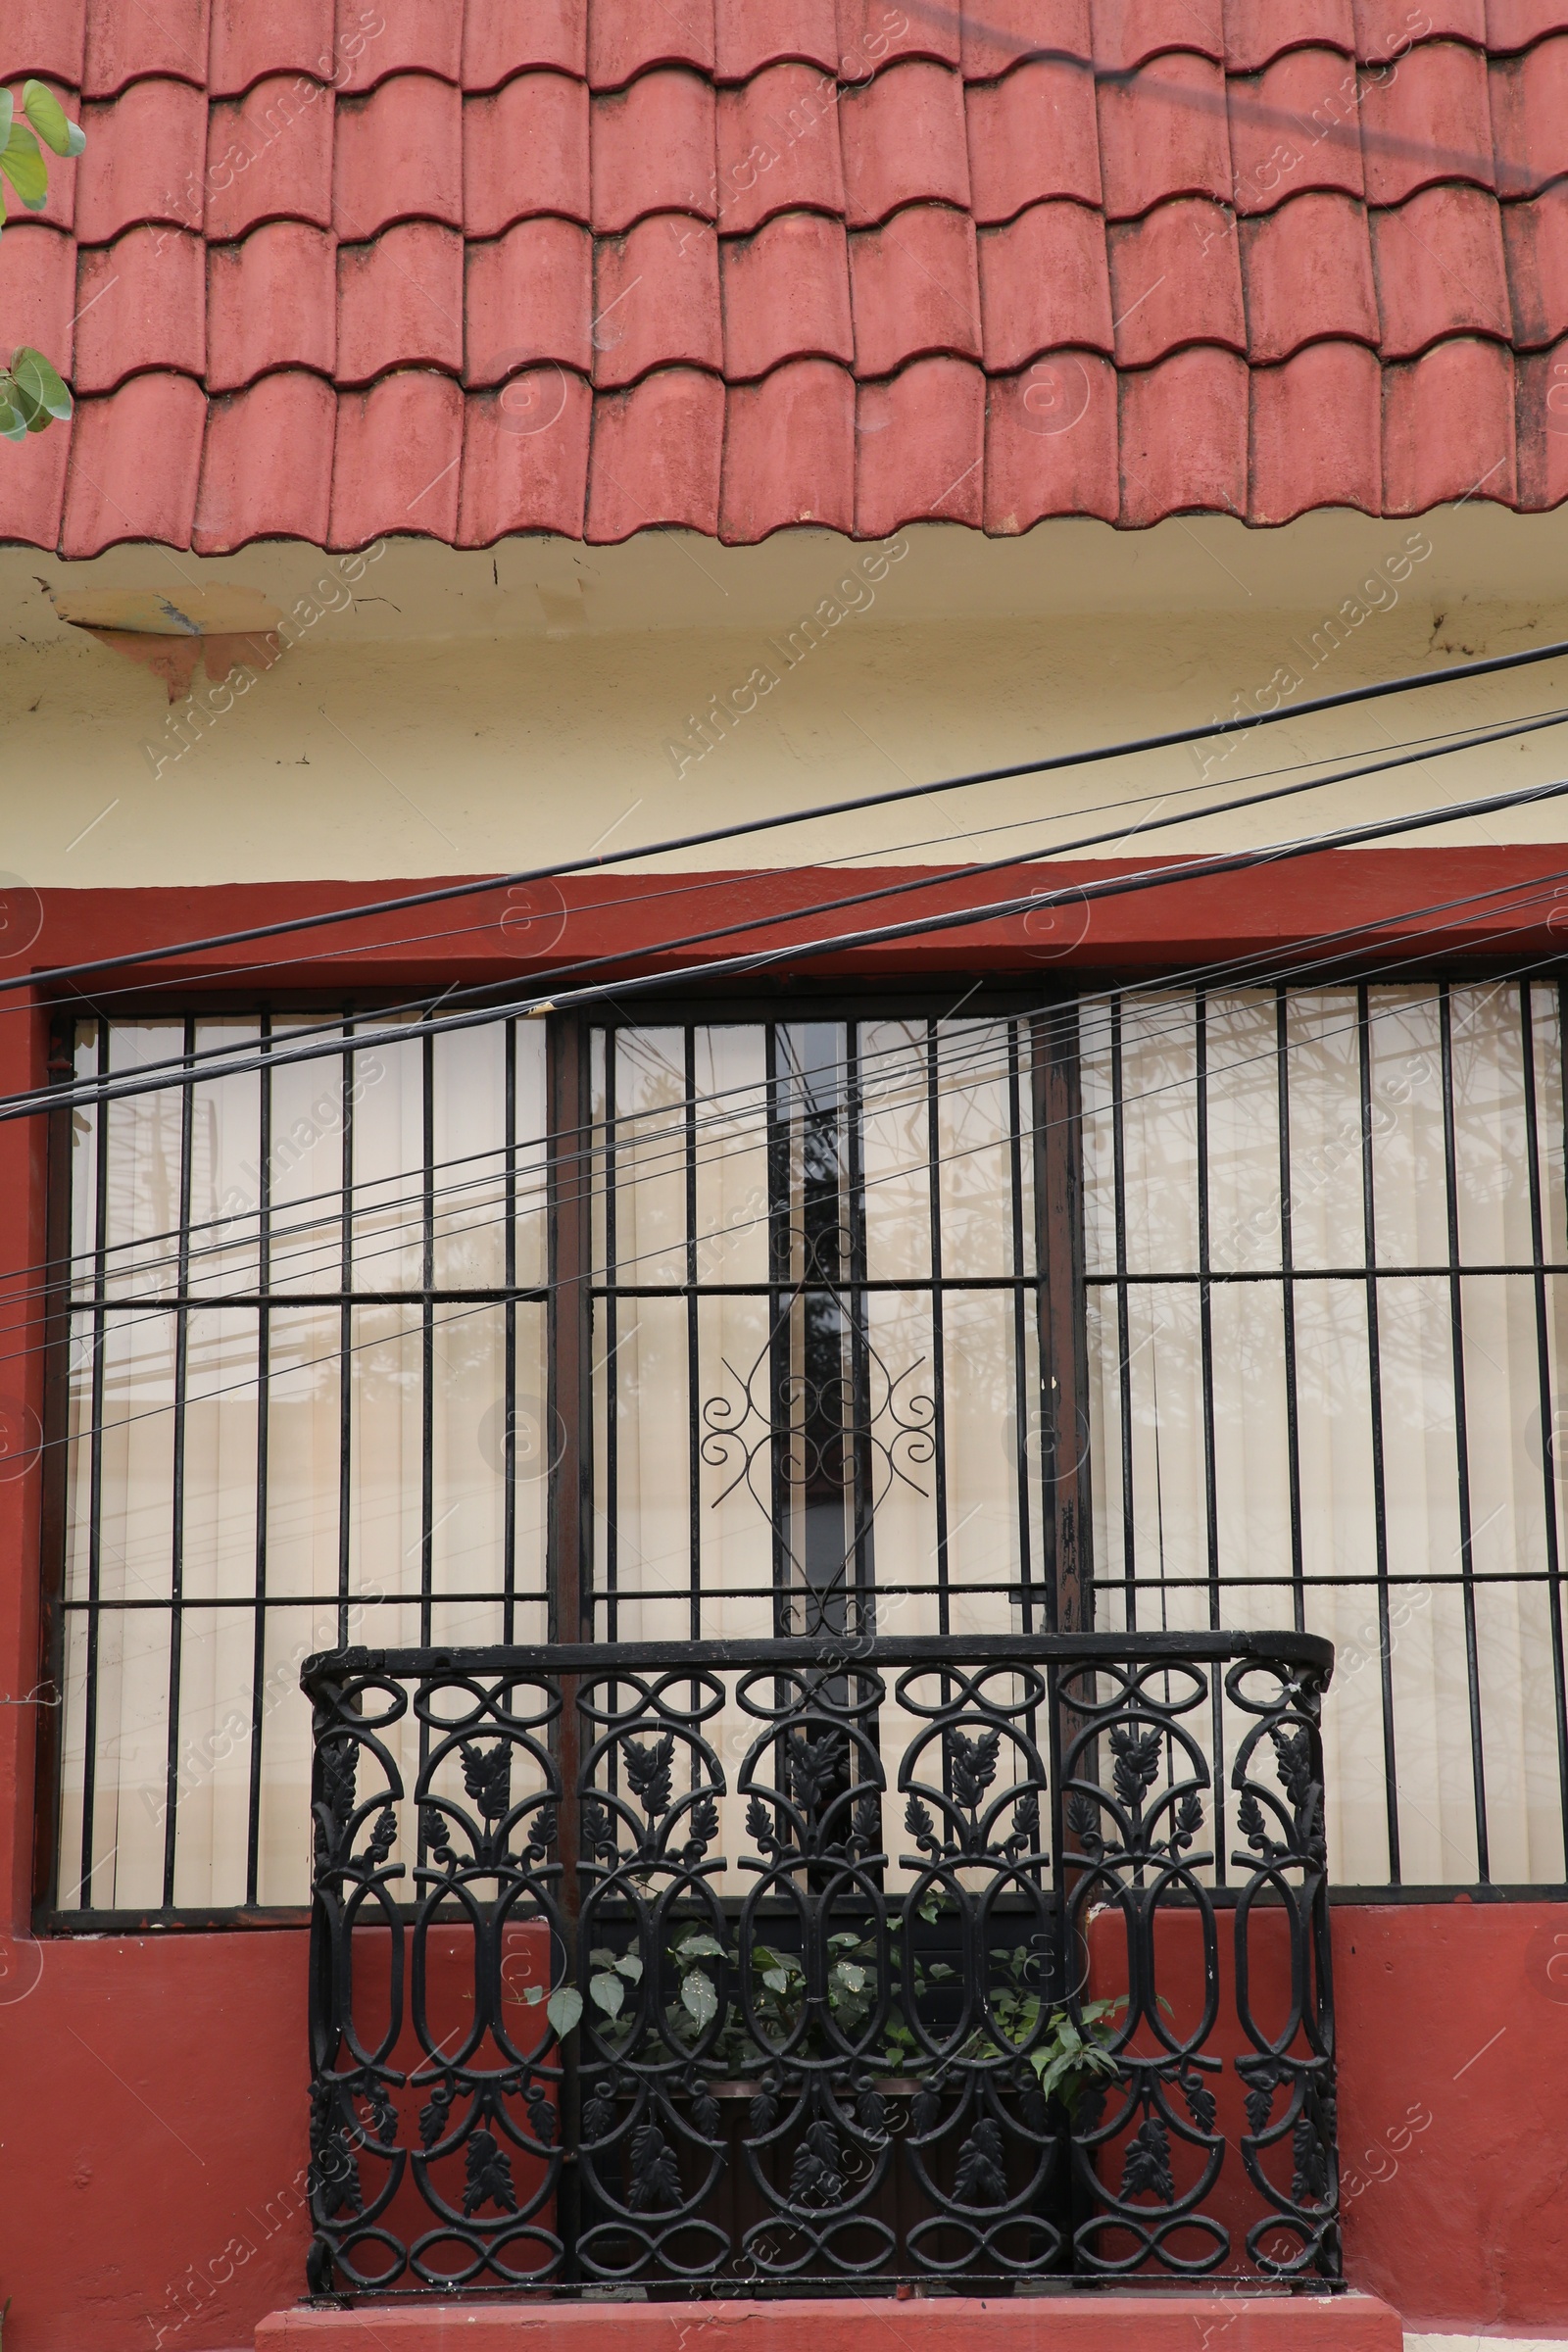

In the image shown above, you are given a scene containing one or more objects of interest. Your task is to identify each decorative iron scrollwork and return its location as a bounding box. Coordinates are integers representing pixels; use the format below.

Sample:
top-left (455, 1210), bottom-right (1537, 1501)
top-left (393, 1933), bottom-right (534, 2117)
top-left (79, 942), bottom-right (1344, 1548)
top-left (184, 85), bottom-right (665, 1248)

top-left (303, 1631), bottom-right (1339, 2297)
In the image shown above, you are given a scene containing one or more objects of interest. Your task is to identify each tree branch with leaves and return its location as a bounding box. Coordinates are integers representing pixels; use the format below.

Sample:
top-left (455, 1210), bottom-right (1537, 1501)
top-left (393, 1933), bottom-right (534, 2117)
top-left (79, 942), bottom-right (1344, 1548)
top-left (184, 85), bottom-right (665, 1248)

top-left (0, 79), bottom-right (83, 442)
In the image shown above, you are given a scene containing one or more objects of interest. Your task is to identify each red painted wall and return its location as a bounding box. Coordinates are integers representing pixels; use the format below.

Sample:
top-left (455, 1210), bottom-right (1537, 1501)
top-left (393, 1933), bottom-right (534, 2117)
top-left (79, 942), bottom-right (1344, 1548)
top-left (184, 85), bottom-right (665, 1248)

top-left (1, 1905), bottom-right (1565, 2348)
top-left (5, 870), bottom-right (1568, 2349)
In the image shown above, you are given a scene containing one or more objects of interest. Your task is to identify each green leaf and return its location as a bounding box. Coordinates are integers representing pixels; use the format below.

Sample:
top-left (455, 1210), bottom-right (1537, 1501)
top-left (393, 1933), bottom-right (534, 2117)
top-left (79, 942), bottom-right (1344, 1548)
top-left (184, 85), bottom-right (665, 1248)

top-left (0, 376), bottom-right (27, 445)
top-left (761, 1967), bottom-right (790, 1994)
top-left (0, 94), bottom-right (12, 149)
top-left (12, 348), bottom-right (70, 428)
top-left (1, 122), bottom-right (47, 210)
top-left (680, 1969), bottom-right (718, 2030)
top-left (674, 1932), bottom-right (725, 1959)
top-left (590, 1970), bottom-right (625, 2018)
top-left (23, 81), bottom-right (85, 159)
top-left (589, 1946), bottom-right (619, 1968)
top-left (522, 1984), bottom-right (544, 2005)
top-left (614, 1953), bottom-right (643, 1982)
top-left (831, 1961), bottom-right (867, 1994)
top-left (546, 1985), bottom-right (583, 2038)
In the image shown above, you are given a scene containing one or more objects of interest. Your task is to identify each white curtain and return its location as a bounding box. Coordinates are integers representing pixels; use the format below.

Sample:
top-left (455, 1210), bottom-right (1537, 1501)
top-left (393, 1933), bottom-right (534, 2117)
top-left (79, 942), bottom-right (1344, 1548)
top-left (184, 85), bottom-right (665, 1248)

top-left (1082, 982), bottom-right (1568, 1886)
top-left (60, 1015), bottom-right (549, 1911)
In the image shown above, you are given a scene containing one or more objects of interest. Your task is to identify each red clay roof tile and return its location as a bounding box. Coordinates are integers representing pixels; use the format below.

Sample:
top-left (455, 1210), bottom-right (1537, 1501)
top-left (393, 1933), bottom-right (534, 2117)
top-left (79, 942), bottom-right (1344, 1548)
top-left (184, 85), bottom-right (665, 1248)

top-left (77, 79), bottom-right (208, 244)
top-left (1229, 48), bottom-right (1367, 213)
top-left (1486, 0), bottom-right (1568, 51)
top-left (330, 368), bottom-right (465, 542)
top-left (1120, 342), bottom-right (1249, 520)
top-left (465, 74), bottom-right (590, 236)
top-left (194, 368), bottom-right (337, 549)
top-left (959, 0), bottom-right (1092, 82)
top-left (854, 354), bottom-right (984, 532)
top-left (465, 218), bottom-right (593, 380)
top-left (0, 0), bottom-right (85, 88)
top-left (849, 202), bottom-right (981, 375)
top-left (1491, 33), bottom-right (1568, 197)
top-left (207, 221), bottom-right (338, 389)
top-left (1358, 38), bottom-right (1494, 206)
top-left (1098, 53), bottom-right (1233, 220)
top-left (457, 368), bottom-right (592, 540)
top-left (1108, 196), bottom-right (1247, 365)
top-left (1383, 332), bottom-right (1516, 505)
top-left (1240, 189), bottom-right (1379, 359)
top-left (206, 76), bottom-right (337, 241)
top-left (593, 212), bottom-right (722, 385)
top-left (716, 64), bottom-right (848, 236)
top-left (589, 0), bottom-right (715, 90)
top-left (714, 0), bottom-right (840, 80)
top-left (720, 209), bottom-right (854, 377)
top-left (1515, 333), bottom-right (1568, 505)
top-left (337, 220), bottom-right (464, 383)
top-left (591, 69), bottom-right (716, 232)
top-left (839, 0), bottom-right (958, 71)
top-left (74, 226), bottom-right (206, 392)
top-left (977, 202), bottom-right (1113, 368)
top-left (10, 4), bottom-right (1568, 550)
top-left (1248, 335), bottom-right (1382, 515)
top-left (82, 0), bottom-right (209, 98)
top-left (334, 74), bottom-right (463, 240)
top-left (586, 364), bottom-right (725, 537)
top-left (337, 0), bottom-right (462, 94)
top-left (839, 61), bottom-right (969, 226)
top-left (1091, 0), bottom-right (1226, 74)
top-left (1504, 179), bottom-right (1568, 345)
top-left (1371, 181), bottom-right (1511, 356)
top-left (63, 371), bottom-right (207, 555)
top-left (965, 60), bottom-right (1102, 222)
top-left (718, 354), bottom-right (854, 534)
top-left (0, 225), bottom-right (76, 382)
top-left (1221, 0), bottom-right (1355, 74)
top-left (209, 0), bottom-right (335, 98)
top-left (1355, 0), bottom-right (1486, 55)
top-left (984, 353), bottom-right (1120, 528)
top-left (0, 400), bottom-right (71, 546)
top-left (463, 0), bottom-right (586, 85)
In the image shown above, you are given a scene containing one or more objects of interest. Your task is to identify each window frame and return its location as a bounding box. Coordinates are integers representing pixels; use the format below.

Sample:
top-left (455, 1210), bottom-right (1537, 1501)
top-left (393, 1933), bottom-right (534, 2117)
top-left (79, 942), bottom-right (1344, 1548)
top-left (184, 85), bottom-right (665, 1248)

top-left (31, 983), bottom-right (1090, 1933)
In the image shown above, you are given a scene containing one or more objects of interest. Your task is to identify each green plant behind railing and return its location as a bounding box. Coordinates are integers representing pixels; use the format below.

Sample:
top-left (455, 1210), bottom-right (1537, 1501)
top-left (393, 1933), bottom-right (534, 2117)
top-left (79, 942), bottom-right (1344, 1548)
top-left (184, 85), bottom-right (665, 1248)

top-left (0, 80), bottom-right (83, 440)
top-left (584, 1914), bottom-right (1124, 2117)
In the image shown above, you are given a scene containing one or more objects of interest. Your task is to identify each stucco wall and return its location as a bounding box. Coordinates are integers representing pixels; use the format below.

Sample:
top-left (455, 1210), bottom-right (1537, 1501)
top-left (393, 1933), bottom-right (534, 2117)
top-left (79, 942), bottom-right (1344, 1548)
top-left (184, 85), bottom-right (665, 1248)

top-left (2, 506), bottom-right (1567, 892)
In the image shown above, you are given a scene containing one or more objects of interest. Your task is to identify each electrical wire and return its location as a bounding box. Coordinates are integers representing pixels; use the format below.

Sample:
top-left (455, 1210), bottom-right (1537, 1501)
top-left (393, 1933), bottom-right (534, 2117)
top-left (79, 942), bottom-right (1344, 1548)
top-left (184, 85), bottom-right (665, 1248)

top-left (25, 831), bottom-right (1568, 1312)
top-left (13, 631), bottom-right (1568, 1004)
top-left (38, 903), bottom-right (1568, 1472)
top-left (36, 696), bottom-right (1568, 1119)
top-left (19, 868), bottom-right (1568, 1424)
top-left (20, 764), bottom-right (1568, 1130)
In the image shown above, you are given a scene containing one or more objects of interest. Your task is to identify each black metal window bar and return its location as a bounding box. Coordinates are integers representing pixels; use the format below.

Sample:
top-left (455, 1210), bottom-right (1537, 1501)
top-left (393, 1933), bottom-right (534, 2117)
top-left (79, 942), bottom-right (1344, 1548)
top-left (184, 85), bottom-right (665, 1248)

top-left (1081, 980), bottom-right (1568, 1894)
top-left (40, 978), bottom-right (1568, 1924)
top-left (304, 1630), bottom-right (1338, 2297)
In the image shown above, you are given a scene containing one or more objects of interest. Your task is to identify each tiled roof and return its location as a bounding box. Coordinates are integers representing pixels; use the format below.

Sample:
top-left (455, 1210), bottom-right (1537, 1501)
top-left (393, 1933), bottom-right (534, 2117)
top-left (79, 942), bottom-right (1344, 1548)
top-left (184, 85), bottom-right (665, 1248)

top-left (3, 0), bottom-right (1568, 554)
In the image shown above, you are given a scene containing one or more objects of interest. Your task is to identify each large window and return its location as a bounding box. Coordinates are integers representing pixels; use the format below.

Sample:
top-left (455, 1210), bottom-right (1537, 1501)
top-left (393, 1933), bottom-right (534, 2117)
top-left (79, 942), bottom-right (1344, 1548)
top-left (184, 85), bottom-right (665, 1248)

top-left (43, 1001), bottom-right (1067, 1919)
top-left (39, 980), bottom-right (1568, 1920)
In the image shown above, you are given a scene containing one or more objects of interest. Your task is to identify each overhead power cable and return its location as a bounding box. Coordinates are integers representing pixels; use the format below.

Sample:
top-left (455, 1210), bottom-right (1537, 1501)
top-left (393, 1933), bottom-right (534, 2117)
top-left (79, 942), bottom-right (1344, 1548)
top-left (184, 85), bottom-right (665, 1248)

top-left (4, 860), bottom-right (1561, 1403)
top-left (21, 768), bottom-right (1568, 1129)
top-left (25, 701), bottom-right (1568, 1116)
top-left (11, 633), bottom-right (1568, 1001)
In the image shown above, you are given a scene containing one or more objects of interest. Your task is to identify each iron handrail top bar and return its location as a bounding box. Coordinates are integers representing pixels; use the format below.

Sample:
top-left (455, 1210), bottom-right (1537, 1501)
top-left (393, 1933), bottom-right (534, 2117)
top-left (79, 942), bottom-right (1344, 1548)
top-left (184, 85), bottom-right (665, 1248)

top-left (300, 1627), bottom-right (1334, 1699)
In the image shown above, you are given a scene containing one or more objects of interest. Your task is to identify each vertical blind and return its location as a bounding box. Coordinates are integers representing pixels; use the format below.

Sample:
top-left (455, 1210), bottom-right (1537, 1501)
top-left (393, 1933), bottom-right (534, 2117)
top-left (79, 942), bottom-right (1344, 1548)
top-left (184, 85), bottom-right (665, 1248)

top-left (50, 983), bottom-right (1568, 1912)
top-left (1082, 980), bottom-right (1568, 1888)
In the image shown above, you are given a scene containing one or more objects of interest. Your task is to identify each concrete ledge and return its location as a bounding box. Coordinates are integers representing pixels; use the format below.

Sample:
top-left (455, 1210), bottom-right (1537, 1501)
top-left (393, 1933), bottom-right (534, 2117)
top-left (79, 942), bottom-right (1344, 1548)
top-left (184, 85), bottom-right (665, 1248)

top-left (257, 2290), bottom-right (1403, 2352)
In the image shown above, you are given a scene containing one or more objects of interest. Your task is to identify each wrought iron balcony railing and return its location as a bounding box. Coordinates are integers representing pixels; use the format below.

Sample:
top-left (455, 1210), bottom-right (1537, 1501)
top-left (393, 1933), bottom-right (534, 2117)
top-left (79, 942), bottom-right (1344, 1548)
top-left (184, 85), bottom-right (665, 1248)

top-left (302, 1631), bottom-right (1337, 2299)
